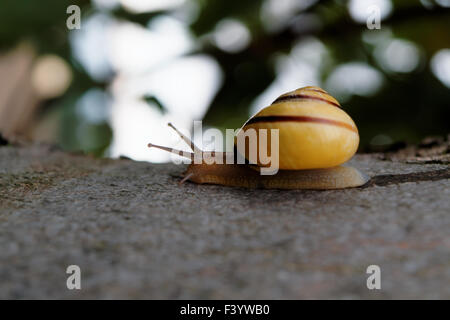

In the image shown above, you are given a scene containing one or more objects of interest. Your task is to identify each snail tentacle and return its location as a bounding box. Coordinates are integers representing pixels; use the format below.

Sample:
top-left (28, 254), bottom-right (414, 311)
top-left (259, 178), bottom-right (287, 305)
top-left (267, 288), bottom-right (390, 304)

top-left (168, 122), bottom-right (202, 154)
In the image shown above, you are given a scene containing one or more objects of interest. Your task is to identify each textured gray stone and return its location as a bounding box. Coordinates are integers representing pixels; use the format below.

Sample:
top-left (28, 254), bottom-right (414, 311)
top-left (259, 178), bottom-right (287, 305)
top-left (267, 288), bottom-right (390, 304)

top-left (0, 145), bottom-right (449, 299)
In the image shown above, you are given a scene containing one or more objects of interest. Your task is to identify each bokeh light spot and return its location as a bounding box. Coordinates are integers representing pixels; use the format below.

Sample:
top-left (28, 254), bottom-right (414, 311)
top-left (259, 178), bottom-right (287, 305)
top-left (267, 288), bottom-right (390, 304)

top-left (76, 89), bottom-right (111, 124)
top-left (325, 62), bottom-right (384, 101)
top-left (120, 0), bottom-right (185, 14)
top-left (375, 39), bottom-right (421, 73)
top-left (436, 0), bottom-right (450, 7)
top-left (260, 0), bottom-right (317, 32)
top-left (431, 49), bottom-right (450, 88)
top-left (213, 19), bottom-right (251, 53)
top-left (70, 13), bottom-right (114, 82)
top-left (31, 55), bottom-right (72, 99)
top-left (348, 0), bottom-right (392, 23)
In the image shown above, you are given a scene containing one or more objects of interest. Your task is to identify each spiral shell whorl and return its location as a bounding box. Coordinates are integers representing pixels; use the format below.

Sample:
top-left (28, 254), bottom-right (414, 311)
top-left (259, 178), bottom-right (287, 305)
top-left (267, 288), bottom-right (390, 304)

top-left (237, 86), bottom-right (360, 170)
top-left (272, 86), bottom-right (341, 108)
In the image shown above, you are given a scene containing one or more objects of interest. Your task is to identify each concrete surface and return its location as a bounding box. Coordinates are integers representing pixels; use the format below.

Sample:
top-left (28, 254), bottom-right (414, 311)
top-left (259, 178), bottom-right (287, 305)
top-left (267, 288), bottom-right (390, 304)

top-left (0, 145), bottom-right (449, 299)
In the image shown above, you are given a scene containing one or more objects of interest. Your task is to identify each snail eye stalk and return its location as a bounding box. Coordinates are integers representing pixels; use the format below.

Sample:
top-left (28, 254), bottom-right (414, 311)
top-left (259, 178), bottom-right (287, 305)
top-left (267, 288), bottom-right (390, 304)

top-left (168, 122), bottom-right (202, 154)
top-left (147, 143), bottom-right (194, 161)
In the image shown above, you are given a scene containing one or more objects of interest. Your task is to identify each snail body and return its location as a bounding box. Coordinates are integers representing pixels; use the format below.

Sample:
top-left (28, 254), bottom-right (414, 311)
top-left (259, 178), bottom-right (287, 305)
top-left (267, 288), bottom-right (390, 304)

top-left (185, 162), bottom-right (368, 190)
top-left (148, 86), bottom-right (369, 190)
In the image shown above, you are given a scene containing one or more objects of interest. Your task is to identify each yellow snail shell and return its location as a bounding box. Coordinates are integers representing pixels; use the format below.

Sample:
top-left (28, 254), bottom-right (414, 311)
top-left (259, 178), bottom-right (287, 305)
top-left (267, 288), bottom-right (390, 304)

top-left (236, 86), bottom-right (359, 170)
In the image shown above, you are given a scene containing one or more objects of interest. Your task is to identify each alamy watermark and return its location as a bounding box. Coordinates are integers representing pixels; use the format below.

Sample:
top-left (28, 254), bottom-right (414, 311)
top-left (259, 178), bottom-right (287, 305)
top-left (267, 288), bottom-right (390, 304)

top-left (366, 5), bottom-right (381, 30)
top-left (366, 265), bottom-right (381, 290)
top-left (66, 5), bottom-right (81, 30)
top-left (66, 265), bottom-right (81, 290)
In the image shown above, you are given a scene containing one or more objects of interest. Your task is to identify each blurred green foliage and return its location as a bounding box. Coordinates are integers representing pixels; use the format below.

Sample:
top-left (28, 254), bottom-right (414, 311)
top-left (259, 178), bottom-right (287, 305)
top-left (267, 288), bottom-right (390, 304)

top-left (1, 0), bottom-right (449, 155)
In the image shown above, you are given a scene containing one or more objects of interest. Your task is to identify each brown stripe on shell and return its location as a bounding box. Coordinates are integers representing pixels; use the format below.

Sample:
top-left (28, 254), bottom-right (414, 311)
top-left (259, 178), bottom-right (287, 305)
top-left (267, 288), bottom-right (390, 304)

top-left (272, 94), bottom-right (340, 108)
top-left (245, 115), bottom-right (357, 133)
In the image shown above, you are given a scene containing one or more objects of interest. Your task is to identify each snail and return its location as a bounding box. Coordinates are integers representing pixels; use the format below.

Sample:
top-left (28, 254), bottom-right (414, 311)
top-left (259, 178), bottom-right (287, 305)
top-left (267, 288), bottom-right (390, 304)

top-left (148, 86), bottom-right (369, 189)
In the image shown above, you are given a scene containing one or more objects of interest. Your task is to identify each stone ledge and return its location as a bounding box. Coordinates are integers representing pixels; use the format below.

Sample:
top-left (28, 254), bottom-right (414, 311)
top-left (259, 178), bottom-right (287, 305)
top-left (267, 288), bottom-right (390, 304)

top-left (0, 145), bottom-right (449, 299)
